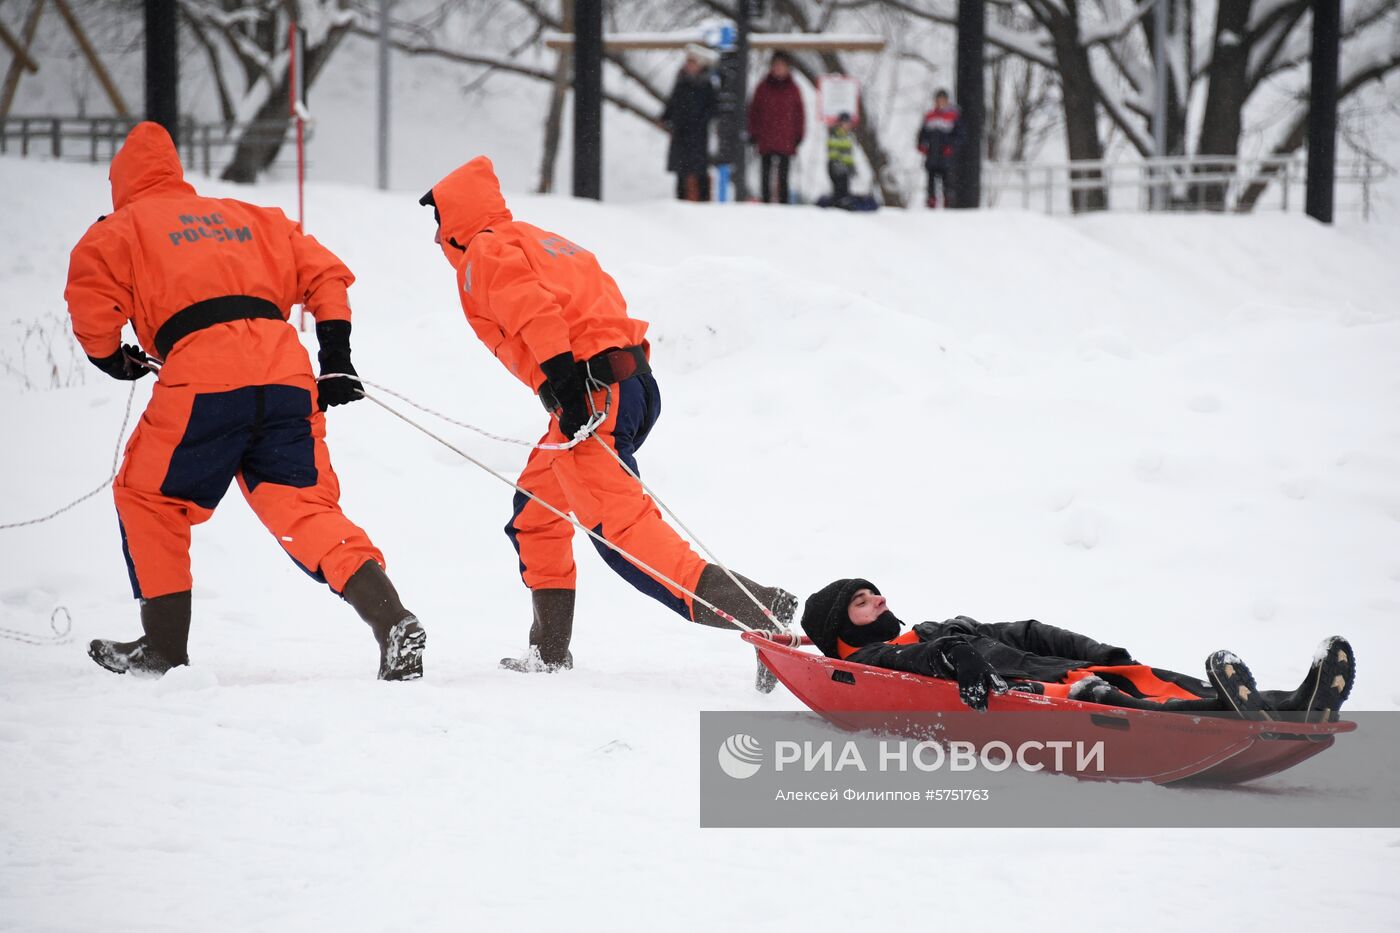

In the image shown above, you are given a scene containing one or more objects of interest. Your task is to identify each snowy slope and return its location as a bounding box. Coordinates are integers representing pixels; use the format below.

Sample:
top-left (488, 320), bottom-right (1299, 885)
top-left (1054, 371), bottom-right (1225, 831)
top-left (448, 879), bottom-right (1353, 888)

top-left (2, 155), bottom-right (1400, 932)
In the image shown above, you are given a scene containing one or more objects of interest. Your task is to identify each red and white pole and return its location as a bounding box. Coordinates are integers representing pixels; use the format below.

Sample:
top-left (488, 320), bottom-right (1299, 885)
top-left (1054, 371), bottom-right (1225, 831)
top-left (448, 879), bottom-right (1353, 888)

top-left (289, 19), bottom-right (308, 330)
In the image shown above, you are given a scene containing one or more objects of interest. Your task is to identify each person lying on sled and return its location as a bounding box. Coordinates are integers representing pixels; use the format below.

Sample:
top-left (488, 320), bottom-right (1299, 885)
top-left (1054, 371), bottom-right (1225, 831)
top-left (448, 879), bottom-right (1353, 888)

top-left (799, 578), bottom-right (1354, 720)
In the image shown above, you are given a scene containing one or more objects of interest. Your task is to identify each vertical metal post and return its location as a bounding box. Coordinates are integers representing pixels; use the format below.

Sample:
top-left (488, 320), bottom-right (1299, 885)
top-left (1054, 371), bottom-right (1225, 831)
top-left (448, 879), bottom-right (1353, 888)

top-left (572, 0), bottom-right (602, 200)
top-left (1362, 157), bottom-right (1372, 221)
top-left (1305, 0), bottom-right (1339, 224)
top-left (953, 0), bottom-right (984, 208)
top-left (376, 0), bottom-right (390, 190)
top-left (144, 0), bottom-right (178, 136)
top-left (733, 1), bottom-right (752, 202)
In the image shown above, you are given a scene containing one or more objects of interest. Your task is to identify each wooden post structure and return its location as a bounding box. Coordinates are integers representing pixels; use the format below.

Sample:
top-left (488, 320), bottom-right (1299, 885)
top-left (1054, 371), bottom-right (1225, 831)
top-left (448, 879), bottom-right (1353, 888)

top-left (52, 0), bottom-right (129, 115)
top-left (144, 0), bottom-right (178, 134)
top-left (0, 0), bottom-right (44, 119)
top-left (1305, 0), bottom-right (1339, 224)
top-left (572, 0), bottom-right (602, 200)
top-left (0, 18), bottom-right (40, 74)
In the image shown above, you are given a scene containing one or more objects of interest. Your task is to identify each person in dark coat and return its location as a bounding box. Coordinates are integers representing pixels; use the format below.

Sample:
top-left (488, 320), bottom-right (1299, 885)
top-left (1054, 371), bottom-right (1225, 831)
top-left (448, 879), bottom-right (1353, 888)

top-left (916, 89), bottom-right (963, 208)
top-left (746, 52), bottom-right (805, 204)
top-left (662, 45), bottom-right (719, 202)
top-left (800, 578), bottom-right (1356, 721)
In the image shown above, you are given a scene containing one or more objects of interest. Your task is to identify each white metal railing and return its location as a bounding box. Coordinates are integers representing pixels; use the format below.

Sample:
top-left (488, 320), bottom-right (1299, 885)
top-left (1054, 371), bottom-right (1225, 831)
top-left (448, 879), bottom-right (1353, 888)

top-left (975, 154), bottom-right (1388, 219)
top-left (0, 115), bottom-right (309, 177)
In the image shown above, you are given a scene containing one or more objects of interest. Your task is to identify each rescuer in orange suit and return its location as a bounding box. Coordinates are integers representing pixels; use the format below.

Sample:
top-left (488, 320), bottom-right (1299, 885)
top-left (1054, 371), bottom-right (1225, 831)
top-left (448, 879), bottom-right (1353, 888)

top-left (419, 156), bottom-right (792, 687)
top-left (65, 121), bottom-right (425, 681)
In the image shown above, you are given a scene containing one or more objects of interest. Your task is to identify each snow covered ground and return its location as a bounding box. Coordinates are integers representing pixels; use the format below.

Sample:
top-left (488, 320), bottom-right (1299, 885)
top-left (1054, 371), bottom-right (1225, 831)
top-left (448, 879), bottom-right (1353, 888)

top-left (2, 154), bottom-right (1400, 931)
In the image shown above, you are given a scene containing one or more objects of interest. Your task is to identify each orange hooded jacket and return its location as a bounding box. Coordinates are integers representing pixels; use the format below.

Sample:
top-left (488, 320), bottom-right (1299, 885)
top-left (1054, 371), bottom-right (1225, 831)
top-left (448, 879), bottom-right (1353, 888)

top-left (425, 156), bottom-right (648, 392)
top-left (64, 121), bottom-right (353, 388)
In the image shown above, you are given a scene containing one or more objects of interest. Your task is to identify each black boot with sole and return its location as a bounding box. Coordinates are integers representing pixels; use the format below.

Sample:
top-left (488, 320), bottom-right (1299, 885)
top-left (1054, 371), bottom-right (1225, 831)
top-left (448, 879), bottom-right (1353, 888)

top-left (690, 565), bottom-right (798, 693)
top-left (342, 561), bottom-right (426, 681)
top-left (501, 589), bottom-right (575, 673)
top-left (88, 590), bottom-right (192, 678)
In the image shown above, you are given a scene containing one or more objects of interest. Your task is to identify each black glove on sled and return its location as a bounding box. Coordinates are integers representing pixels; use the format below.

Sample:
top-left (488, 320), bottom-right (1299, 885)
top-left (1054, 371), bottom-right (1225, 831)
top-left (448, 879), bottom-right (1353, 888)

top-left (540, 351), bottom-right (593, 439)
top-left (88, 344), bottom-right (151, 381)
top-left (315, 320), bottom-right (363, 411)
top-left (945, 643), bottom-right (1009, 712)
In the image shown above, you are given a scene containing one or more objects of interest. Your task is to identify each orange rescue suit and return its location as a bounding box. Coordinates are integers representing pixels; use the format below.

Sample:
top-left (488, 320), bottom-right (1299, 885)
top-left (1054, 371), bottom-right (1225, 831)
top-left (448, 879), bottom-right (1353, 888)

top-left (64, 122), bottom-right (382, 599)
top-left (425, 156), bottom-right (705, 615)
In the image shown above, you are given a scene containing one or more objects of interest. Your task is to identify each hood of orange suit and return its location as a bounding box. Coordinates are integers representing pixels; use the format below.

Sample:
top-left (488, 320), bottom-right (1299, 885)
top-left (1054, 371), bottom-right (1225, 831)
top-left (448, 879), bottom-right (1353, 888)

top-left (429, 156), bottom-right (513, 253)
top-left (110, 121), bottom-right (196, 211)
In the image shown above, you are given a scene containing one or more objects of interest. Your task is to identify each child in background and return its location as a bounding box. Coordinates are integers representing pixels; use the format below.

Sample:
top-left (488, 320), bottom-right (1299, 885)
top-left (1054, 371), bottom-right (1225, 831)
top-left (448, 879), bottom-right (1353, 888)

top-left (826, 112), bottom-right (856, 207)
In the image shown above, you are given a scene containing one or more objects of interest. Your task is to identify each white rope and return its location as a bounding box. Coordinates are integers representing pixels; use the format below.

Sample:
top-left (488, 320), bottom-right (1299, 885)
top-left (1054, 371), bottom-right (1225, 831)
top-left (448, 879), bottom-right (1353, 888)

top-left (0, 607), bottom-right (73, 646)
top-left (589, 433), bottom-right (787, 629)
top-left (0, 379), bottom-right (141, 530)
top-left (352, 386), bottom-right (761, 633)
top-left (319, 372), bottom-right (790, 632)
top-left (327, 374), bottom-right (605, 451)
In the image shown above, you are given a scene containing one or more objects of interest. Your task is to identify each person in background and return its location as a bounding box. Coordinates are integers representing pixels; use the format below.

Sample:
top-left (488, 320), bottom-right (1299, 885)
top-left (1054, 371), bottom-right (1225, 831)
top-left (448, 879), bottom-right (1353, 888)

top-left (746, 51), bottom-right (805, 204)
top-left (916, 89), bottom-right (963, 208)
top-left (826, 111), bottom-right (857, 207)
top-left (662, 44), bottom-right (719, 202)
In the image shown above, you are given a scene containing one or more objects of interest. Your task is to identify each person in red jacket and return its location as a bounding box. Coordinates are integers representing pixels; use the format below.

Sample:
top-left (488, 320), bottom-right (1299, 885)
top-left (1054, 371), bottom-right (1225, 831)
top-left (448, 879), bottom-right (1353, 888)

top-left (418, 156), bottom-right (795, 687)
top-left (800, 578), bottom-right (1356, 721)
top-left (64, 122), bottom-right (425, 681)
top-left (916, 89), bottom-right (963, 208)
top-left (746, 52), bottom-right (806, 204)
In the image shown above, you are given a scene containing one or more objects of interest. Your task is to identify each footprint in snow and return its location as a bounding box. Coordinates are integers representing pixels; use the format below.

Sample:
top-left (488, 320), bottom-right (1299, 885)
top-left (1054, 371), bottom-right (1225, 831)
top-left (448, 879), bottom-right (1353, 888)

top-left (1134, 451), bottom-right (1164, 481)
top-left (1187, 394), bottom-right (1223, 414)
top-left (1060, 510), bottom-right (1101, 550)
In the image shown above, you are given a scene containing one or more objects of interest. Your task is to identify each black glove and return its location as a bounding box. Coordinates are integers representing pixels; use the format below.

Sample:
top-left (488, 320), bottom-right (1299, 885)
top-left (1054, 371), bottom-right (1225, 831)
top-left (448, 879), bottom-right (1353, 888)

top-left (315, 320), bottom-right (363, 411)
top-left (540, 351), bottom-right (592, 439)
top-left (945, 643), bottom-right (1008, 712)
top-left (88, 344), bottom-right (151, 381)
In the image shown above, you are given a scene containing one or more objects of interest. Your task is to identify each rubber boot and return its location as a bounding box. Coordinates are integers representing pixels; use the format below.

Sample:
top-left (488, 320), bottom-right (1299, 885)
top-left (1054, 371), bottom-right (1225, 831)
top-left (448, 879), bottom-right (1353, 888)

top-left (342, 561), bottom-right (426, 681)
top-left (501, 589), bottom-right (575, 673)
top-left (1263, 636), bottom-right (1355, 723)
top-left (690, 565), bottom-right (798, 694)
top-left (88, 590), bottom-right (191, 678)
top-left (1206, 650), bottom-right (1274, 720)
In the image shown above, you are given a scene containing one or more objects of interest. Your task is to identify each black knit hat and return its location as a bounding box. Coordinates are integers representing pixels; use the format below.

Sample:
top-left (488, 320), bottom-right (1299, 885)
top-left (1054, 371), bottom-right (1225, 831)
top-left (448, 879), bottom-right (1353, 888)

top-left (800, 578), bottom-right (879, 658)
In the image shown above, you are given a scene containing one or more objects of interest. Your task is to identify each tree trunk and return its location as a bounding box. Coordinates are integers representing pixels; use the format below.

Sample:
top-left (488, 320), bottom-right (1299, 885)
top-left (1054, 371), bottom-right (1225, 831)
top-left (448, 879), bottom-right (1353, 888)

top-left (537, 0), bottom-right (574, 193)
top-left (1033, 2), bottom-right (1106, 212)
top-left (220, 21), bottom-right (349, 183)
top-left (1195, 0), bottom-right (1253, 209)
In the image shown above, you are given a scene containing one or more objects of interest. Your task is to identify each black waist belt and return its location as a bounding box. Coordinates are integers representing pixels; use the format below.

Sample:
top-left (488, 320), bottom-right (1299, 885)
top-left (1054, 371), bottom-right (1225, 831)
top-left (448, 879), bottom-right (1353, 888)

top-left (538, 345), bottom-right (650, 410)
top-left (154, 295), bottom-right (284, 359)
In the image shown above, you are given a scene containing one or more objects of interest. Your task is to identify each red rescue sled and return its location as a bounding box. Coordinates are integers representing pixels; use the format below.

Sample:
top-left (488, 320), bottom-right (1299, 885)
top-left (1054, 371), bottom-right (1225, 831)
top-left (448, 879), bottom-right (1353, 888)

top-left (745, 633), bottom-right (1356, 785)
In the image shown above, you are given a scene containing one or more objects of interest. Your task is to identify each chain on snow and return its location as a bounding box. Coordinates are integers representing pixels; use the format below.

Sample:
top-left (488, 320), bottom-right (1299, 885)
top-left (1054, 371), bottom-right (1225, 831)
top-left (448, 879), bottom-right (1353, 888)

top-left (0, 607), bottom-right (73, 646)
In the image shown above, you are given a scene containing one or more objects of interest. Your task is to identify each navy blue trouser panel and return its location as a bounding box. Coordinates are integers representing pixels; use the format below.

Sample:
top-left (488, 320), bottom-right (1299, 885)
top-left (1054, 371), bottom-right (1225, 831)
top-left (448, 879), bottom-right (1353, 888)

top-left (159, 385), bottom-right (318, 508)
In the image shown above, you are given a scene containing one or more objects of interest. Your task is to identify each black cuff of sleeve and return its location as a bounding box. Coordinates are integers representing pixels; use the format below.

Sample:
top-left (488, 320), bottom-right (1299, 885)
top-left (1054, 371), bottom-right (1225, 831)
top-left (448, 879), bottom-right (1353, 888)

top-left (87, 349), bottom-right (124, 378)
top-left (540, 351), bottom-right (577, 387)
top-left (315, 320), bottom-right (352, 353)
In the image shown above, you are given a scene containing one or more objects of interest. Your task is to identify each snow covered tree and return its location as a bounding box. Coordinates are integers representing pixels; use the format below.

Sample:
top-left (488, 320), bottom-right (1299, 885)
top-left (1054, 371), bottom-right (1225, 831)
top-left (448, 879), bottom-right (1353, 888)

top-left (178, 0), bottom-right (355, 182)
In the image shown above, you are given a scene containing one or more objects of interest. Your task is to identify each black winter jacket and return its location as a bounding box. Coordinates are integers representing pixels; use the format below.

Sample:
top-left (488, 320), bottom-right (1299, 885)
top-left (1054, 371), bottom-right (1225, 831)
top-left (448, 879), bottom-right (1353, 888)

top-left (848, 616), bottom-right (1135, 682)
top-left (663, 71), bottom-right (717, 175)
